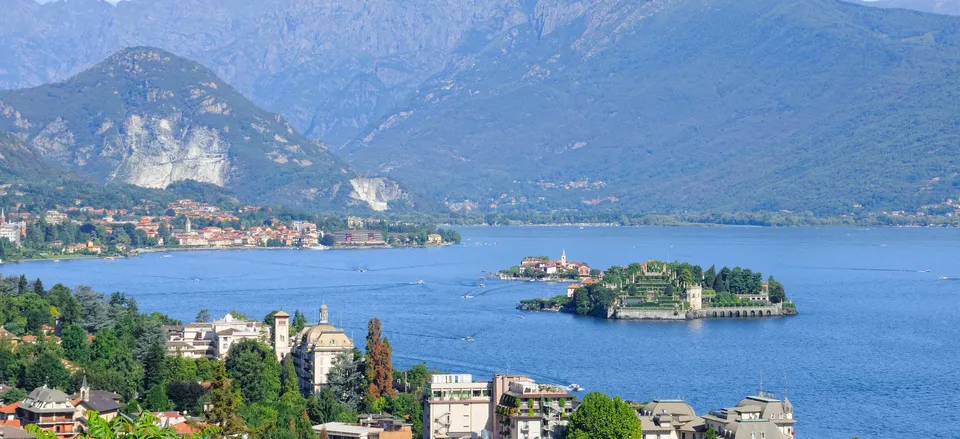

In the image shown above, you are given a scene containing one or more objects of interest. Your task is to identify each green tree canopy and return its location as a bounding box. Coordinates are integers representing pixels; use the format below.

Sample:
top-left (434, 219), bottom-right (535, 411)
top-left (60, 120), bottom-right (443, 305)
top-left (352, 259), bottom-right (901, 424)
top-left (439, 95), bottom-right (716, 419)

top-left (566, 392), bottom-right (642, 439)
top-left (225, 339), bottom-right (281, 404)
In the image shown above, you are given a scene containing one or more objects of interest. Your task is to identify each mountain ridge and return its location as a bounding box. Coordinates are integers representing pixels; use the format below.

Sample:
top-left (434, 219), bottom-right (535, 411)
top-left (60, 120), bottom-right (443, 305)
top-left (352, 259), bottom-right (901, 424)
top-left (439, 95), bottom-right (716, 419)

top-left (0, 46), bottom-right (424, 212)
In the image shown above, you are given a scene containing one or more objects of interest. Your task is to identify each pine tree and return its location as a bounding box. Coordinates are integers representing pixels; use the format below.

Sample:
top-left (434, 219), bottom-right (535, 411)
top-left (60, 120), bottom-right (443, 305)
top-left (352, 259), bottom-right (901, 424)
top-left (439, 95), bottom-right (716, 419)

top-left (33, 278), bottom-right (45, 296)
top-left (17, 275), bottom-right (27, 295)
top-left (282, 357), bottom-right (300, 397)
top-left (206, 361), bottom-right (246, 437)
top-left (364, 318), bottom-right (395, 400)
top-left (318, 426), bottom-right (330, 439)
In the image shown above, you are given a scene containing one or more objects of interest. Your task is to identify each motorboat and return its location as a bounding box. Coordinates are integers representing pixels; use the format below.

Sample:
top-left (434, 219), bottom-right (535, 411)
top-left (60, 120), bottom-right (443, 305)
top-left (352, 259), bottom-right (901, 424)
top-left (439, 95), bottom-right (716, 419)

top-left (567, 384), bottom-right (584, 392)
top-left (941, 276), bottom-right (950, 280)
top-left (462, 294), bottom-right (474, 299)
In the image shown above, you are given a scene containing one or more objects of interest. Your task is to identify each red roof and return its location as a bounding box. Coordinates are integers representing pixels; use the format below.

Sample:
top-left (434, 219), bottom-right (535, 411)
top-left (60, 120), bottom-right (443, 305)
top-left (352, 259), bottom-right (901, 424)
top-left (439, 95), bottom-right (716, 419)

top-left (0, 419), bottom-right (20, 427)
top-left (0, 401), bottom-right (20, 414)
top-left (172, 422), bottom-right (202, 434)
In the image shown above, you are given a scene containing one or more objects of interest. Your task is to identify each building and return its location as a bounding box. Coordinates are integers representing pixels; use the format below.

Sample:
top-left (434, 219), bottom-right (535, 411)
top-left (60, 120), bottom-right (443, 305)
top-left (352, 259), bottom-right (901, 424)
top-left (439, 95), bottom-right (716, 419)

top-left (287, 305), bottom-right (354, 393)
top-left (333, 230), bottom-right (386, 246)
top-left (492, 377), bottom-right (576, 439)
top-left (272, 310), bottom-right (291, 362)
top-left (0, 425), bottom-right (34, 439)
top-left (427, 234), bottom-right (443, 245)
top-left (314, 422), bottom-right (382, 439)
top-left (425, 374), bottom-right (493, 439)
top-left (44, 211), bottom-right (68, 226)
top-left (359, 414), bottom-right (413, 439)
top-left (166, 313), bottom-right (267, 359)
top-left (686, 285), bottom-right (703, 311)
top-left (0, 327), bottom-right (20, 346)
top-left (71, 377), bottom-right (121, 427)
top-left (16, 386), bottom-right (79, 438)
top-left (701, 394), bottom-right (795, 439)
top-left (637, 393), bottom-right (796, 439)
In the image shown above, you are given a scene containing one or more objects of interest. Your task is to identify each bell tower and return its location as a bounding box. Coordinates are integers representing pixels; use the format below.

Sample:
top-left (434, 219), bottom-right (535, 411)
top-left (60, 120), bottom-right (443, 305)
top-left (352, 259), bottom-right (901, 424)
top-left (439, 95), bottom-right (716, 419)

top-left (686, 284), bottom-right (703, 311)
top-left (561, 249), bottom-right (567, 266)
top-left (273, 310), bottom-right (290, 362)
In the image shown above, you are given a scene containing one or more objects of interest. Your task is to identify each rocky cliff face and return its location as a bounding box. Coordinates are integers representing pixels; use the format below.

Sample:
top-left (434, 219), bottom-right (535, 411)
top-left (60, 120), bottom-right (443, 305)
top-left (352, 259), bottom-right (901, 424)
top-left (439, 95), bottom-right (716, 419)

top-left (0, 47), bottom-right (419, 211)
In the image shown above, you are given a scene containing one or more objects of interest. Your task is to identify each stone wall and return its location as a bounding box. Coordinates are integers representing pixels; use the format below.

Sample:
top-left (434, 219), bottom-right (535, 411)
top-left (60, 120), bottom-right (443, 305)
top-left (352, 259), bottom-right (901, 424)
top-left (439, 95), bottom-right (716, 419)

top-left (611, 304), bottom-right (785, 321)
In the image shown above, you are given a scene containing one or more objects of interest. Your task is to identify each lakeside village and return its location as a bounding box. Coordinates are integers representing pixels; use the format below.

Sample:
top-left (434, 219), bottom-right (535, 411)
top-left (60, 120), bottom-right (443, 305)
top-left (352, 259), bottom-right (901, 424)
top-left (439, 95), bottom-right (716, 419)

top-left (0, 199), bottom-right (461, 262)
top-left (0, 281), bottom-right (800, 439)
top-left (503, 251), bottom-right (797, 320)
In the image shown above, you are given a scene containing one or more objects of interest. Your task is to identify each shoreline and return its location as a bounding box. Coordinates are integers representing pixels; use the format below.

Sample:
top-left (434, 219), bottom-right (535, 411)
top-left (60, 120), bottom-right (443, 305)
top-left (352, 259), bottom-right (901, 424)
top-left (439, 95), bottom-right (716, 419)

top-left (4, 242), bottom-right (455, 264)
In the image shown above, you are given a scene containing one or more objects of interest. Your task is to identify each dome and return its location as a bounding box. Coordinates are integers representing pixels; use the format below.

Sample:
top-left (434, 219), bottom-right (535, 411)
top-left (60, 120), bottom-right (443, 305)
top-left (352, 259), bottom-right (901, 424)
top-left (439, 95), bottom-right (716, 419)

top-left (300, 324), bottom-right (353, 348)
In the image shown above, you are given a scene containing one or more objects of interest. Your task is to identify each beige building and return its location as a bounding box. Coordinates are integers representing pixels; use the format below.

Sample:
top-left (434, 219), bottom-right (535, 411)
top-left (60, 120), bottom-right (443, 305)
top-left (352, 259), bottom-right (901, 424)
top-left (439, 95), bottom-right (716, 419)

top-left (286, 305), bottom-right (354, 393)
top-left (638, 393), bottom-right (796, 439)
top-left (166, 313), bottom-right (267, 359)
top-left (425, 374), bottom-right (493, 439)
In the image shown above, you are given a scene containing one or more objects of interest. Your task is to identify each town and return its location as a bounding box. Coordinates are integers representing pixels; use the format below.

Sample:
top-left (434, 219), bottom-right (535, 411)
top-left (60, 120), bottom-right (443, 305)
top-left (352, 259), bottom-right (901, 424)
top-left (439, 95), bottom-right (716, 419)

top-left (0, 286), bottom-right (799, 439)
top-left (0, 198), bottom-right (460, 262)
top-left (514, 251), bottom-right (797, 320)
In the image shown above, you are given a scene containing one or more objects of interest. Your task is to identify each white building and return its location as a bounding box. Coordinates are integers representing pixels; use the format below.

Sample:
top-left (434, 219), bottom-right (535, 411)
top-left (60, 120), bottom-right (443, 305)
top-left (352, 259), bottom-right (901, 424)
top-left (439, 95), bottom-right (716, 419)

top-left (286, 305), bottom-right (354, 394)
top-left (314, 422), bottom-right (382, 439)
top-left (425, 374), bottom-right (493, 439)
top-left (166, 313), bottom-right (267, 359)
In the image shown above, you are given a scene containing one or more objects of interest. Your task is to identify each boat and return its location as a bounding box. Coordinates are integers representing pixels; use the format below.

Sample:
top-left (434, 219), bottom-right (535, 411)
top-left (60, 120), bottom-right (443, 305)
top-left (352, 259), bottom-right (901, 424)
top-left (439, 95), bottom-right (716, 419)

top-left (920, 269), bottom-right (930, 273)
top-left (941, 276), bottom-right (950, 280)
top-left (413, 280), bottom-right (424, 285)
top-left (477, 283), bottom-right (485, 288)
top-left (464, 336), bottom-right (474, 342)
top-left (518, 315), bottom-right (525, 319)
top-left (357, 268), bottom-right (367, 273)
top-left (307, 245), bottom-right (329, 251)
top-left (567, 384), bottom-right (584, 392)
top-left (160, 254), bottom-right (172, 258)
top-left (53, 259), bottom-right (60, 263)
top-left (462, 294), bottom-right (474, 299)
top-left (104, 257), bottom-right (116, 261)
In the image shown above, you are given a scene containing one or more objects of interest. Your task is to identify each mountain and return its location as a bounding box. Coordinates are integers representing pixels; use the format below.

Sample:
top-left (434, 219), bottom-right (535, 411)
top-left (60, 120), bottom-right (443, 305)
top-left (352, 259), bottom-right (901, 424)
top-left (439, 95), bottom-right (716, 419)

top-left (3, 0), bottom-right (959, 215)
top-left (0, 47), bottom-right (419, 211)
top-left (0, 132), bottom-right (62, 180)
top-left (0, 0), bottom-right (532, 145)
top-left (847, 0), bottom-right (960, 16)
top-left (344, 0), bottom-right (960, 214)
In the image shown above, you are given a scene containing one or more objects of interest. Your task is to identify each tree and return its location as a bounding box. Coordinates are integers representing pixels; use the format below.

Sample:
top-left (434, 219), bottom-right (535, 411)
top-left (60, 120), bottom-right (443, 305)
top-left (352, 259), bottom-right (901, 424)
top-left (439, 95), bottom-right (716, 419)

top-left (281, 357), bottom-right (300, 398)
top-left (225, 339), bottom-right (281, 404)
top-left (206, 361), bottom-right (246, 437)
top-left (168, 381), bottom-right (206, 415)
top-left (143, 383), bottom-right (172, 411)
top-left (768, 276), bottom-right (787, 303)
top-left (28, 411), bottom-right (215, 438)
top-left (566, 392), bottom-right (642, 439)
top-left (327, 350), bottom-right (364, 411)
top-left (17, 275), bottom-right (27, 295)
top-left (320, 234), bottom-right (335, 247)
top-left (705, 428), bottom-right (719, 439)
top-left (704, 265), bottom-right (717, 289)
top-left (196, 309), bottom-right (212, 323)
top-left (33, 278), bottom-right (45, 297)
top-left (307, 387), bottom-right (349, 425)
top-left (61, 324), bottom-right (90, 364)
top-left (291, 310), bottom-right (307, 336)
top-left (364, 318), bottom-right (394, 400)
top-left (22, 351), bottom-right (71, 391)
top-left (318, 427), bottom-right (329, 439)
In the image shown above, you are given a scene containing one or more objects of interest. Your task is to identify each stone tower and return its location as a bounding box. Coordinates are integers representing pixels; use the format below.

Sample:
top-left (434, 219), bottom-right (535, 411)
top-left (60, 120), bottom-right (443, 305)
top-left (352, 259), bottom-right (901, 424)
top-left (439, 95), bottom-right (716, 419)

top-left (185, 217), bottom-right (192, 233)
top-left (273, 310), bottom-right (290, 362)
top-left (320, 303), bottom-right (329, 324)
top-left (686, 284), bottom-right (703, 311)
top-left (561, 249), bottom-right (567, 266)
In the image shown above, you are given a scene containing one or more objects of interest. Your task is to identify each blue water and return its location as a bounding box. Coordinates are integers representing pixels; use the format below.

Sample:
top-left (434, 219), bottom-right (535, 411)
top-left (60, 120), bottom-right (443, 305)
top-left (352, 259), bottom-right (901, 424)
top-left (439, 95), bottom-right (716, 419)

top-left (6, 226), bottom-right (960, 439)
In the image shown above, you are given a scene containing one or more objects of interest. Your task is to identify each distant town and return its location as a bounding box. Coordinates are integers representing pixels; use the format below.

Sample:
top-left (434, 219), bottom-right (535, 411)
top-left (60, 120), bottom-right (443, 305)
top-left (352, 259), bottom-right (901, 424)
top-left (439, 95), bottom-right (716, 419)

top-left (0, 198), bottom-right (460, 262)
top-left (510, 251), bottom-right (797, 320)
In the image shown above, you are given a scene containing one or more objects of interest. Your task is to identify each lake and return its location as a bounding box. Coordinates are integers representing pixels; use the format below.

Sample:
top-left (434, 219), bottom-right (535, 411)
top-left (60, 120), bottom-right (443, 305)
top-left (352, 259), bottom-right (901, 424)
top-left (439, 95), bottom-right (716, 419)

top-left (7, 226), bottom-right (960, 439)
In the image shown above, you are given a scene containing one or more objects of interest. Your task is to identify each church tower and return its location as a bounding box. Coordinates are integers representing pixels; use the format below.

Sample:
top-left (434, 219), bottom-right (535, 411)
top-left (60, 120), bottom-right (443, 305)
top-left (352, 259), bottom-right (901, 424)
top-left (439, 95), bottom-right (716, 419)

top-left (80, 375), bottom-right (90, 402)
top-left (1, 208), bottom-right (5, 225)
top-left (561, 249), bottom-right (567, 266)
top-left (185, 217), bottom-right (192, 233)
top-left (273, 310), bottom-right (290, 362)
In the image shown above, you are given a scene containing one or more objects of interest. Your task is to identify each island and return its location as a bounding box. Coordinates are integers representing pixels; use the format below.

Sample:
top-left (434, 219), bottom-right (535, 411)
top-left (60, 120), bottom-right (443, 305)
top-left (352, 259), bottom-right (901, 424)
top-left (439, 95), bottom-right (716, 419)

top-left (497, 250), bottom-right (599, 282)
top-left (517, 259), bottom-right (797, 320)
